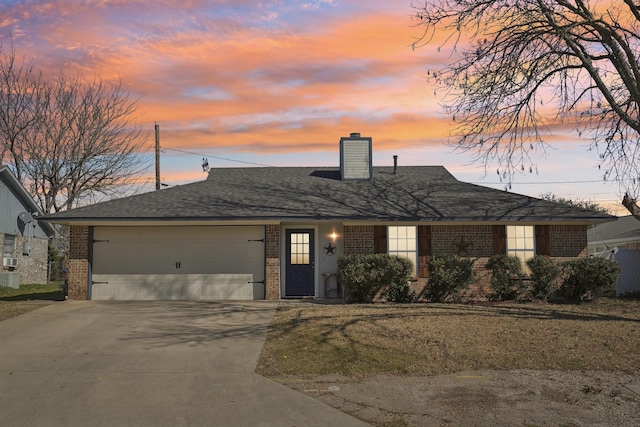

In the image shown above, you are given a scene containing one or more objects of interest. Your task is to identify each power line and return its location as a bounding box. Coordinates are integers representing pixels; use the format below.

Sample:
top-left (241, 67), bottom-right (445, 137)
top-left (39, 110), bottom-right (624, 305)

top-left (469, 179), bottom-right (625, 185)
top-left (159, 147), bottom-right (631, 182)
top-left (160, 146), bottom-right (274, 167)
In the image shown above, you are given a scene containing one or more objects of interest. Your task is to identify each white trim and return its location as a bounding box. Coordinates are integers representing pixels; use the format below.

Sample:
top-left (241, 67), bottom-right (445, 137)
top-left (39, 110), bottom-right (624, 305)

top-left (45, 219), bottom-right (282, 227)
top-left (343, 220), bottom-right (610, 226)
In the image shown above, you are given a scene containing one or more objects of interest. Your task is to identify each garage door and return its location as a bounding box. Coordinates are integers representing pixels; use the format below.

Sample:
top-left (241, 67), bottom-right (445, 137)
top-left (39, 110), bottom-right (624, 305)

top-left (91, 226), bottom-right (265, 300)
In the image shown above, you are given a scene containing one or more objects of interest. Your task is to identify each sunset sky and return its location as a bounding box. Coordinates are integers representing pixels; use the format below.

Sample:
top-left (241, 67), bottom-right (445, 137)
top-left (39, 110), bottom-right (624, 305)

top-left (0, 0), bottom-right (629, 215)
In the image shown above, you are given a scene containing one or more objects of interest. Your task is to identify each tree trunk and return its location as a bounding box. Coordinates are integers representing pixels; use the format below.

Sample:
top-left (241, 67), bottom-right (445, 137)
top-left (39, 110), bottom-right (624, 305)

top-left (622, 194), bottom-right (640, 220)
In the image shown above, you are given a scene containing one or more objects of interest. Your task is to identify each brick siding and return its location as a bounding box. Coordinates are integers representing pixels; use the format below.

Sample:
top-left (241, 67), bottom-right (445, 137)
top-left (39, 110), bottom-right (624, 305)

top-left (68, 226), bottom-right (89, 300)
top-left (549, 225), bottom-right (588, 257)
top-left (431, 225), bottom-right (494, 257)
top-left (343, 225), bottom-right (374, 254)
top-left (358, 223), bottom-right (589, 301)
top-left (265, 224), bottom-right (281, 300)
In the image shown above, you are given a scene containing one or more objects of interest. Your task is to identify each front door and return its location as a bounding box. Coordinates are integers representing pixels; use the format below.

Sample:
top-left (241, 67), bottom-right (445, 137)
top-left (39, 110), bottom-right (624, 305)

top-left (285, 229), bottom-right (315, 296)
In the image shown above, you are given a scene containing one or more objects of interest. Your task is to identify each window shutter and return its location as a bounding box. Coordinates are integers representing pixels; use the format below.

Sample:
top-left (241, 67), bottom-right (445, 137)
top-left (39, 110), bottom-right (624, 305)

top-left (373, 226), bottom-right (387, 253)
top-left (535, 225), bottom-right (550, 256)
top-left (417, 225), bottom-right (432, 278)
top-left (492, 225), bottom-right (506, 254)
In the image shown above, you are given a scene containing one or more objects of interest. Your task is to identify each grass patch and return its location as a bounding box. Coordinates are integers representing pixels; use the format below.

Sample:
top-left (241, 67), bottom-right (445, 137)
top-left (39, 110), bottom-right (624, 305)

top-left (0, 283), bottom-right (63, 321)
top-left (256, 298), bottom-right (640, 378)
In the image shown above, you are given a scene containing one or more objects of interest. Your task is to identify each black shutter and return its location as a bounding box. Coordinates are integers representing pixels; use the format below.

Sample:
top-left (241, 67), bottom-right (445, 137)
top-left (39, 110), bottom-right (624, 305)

top-left (373, 226), bottom-right (387, 253)
top-left (535, 225), bottom-right (550, 256)
top-left (493, 225), bottom-right (506, 254)
top-left (417, 225), bottom-right (432, 278)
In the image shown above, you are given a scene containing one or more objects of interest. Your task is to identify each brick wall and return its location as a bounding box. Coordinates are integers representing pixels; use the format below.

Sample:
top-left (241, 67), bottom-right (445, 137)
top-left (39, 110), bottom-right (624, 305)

top-left (265, 224), bottom-right (280, 300)
top-left (432, 225), bottom-right (493, 257)
top-left (354, 223), bottom-right (589, 301)
top-left (343, 225), bottom-right (374, 254)
top-left (550, 225), bottom-right (588, 257)
top-left (68, 226), bottom-right (89, 300)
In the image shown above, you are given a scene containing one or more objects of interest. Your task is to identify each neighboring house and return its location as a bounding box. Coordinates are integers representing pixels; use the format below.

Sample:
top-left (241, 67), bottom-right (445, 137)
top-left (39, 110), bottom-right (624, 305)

top-left (588, 215), bottom-right (640, 253)
top-left (588, 216), bottom-right (640, 295)
top-left (0, 165), bottom-right (56, 287)
top-left (40, 133), bottom-right (614, 301)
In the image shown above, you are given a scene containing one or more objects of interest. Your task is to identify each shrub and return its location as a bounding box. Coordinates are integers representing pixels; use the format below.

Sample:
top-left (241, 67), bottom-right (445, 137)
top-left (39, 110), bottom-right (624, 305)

top-left (485, 255), bottom-right (524, 300)
top-left (383, 256), bottom-right (415, 303)
top-left (560, 257), bottom-right (620, 301)
top-left (425, 255), bottom-right (475, 302)
top-left (337, 254), bottom-right (413, 303)
top-left (526, 255), bottom-right (561, 300)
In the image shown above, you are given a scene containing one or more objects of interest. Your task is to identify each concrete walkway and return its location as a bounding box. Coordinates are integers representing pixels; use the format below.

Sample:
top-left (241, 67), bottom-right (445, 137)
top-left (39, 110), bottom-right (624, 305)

top-left (0, 301), bottom-right (370, 427)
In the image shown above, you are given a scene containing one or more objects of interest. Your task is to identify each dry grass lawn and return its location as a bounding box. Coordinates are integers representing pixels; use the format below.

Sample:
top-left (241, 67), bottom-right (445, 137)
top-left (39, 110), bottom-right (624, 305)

top-left (0, 284), bottom-right (63, 321)
top-left (256, 298), bottom-right (640, 377)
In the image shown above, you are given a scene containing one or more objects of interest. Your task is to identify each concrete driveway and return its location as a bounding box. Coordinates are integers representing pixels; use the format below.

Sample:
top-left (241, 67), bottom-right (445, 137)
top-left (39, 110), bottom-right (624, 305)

top-left (0, 301), bottom-right (369, 427)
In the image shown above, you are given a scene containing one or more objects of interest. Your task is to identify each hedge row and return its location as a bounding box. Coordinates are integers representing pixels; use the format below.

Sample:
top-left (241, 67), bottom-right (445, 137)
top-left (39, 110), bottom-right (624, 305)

top-left (336, 253), bottom-right (620, 303)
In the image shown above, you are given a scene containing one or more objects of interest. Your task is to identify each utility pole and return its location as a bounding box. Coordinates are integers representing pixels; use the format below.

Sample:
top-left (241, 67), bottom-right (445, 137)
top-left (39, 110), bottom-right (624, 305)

top-left (155, 123), bottom-right (160, 191)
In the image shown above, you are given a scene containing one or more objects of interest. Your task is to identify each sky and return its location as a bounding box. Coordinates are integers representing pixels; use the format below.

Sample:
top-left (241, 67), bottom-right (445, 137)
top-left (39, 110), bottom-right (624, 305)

top-left (0, 0), bottom-right (630, 215)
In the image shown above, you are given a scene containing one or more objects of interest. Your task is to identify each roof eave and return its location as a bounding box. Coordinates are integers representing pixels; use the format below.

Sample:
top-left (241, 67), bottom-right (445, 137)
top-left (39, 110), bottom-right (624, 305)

top-left (0, 165), bottom-right (56, 237)
top-left (40, 214), bottom-right (614, 227)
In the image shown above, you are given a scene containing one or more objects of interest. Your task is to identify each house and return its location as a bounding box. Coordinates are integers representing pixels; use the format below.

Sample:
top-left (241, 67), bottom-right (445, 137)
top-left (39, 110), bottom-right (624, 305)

top-left (0, 165), bottom-right (56, 287)
top-left (588, 215), bottom-right (640, 253)
top-left (40, 133), bottom-right (614, 301)
top-left (588, 215), bottom-right (640, 295)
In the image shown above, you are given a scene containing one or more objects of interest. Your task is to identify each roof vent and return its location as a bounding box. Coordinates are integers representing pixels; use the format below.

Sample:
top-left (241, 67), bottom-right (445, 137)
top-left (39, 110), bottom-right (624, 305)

top-left (340, 133), bottom-right (372, 181)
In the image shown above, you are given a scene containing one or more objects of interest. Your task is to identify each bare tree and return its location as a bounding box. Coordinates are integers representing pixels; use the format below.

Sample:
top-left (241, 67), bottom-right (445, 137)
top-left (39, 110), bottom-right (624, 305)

top-left (540, 192), bottom-right (609, 215)
top-left (0, 42), bottom-right (44, 183)
top-left (0, 44), bottom-right (148, 213)
top-left (412, 0), bottom-right (640, 219)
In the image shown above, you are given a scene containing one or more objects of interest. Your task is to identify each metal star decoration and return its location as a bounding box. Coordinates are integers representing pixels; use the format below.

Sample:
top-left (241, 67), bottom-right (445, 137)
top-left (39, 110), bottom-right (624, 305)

top-left (453, 236), bottom-right (472, 256)
top-left (323, 242), bottom-right (336, 255)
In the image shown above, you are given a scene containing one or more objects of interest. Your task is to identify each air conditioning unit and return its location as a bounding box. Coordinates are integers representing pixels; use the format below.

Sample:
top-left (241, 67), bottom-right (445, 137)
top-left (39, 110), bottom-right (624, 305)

top-left (0, 272), bottom-right (20, 288)
top-left (2, 257), bottom-right (18, 268)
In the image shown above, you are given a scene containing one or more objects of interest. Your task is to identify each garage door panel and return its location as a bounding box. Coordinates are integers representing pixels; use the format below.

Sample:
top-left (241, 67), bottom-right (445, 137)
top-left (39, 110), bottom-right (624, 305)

top-left (117, 282), bottom-right (141, 300)
top-left (91, 283), bottom-right (115, 300)
top-left (136, 280), bottom-right (191, 300)
top-left (91, 226), bottom-right (265, 300)
top-left (91, 274), bottom-right (260, 300)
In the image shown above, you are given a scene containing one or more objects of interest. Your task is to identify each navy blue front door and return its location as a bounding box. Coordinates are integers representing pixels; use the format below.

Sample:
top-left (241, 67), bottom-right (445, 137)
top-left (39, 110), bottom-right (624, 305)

top-left (285, 230), bottom-right (315, 296)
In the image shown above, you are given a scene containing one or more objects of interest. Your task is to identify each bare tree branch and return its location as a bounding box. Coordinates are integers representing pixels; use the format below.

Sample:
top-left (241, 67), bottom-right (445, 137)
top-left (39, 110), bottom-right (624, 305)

top-left (0, 44), bottom-right (149, 213)
top-left (412, 0), bottom-right (640, 217)
top-left (622, 193), bottom-right (640, 220)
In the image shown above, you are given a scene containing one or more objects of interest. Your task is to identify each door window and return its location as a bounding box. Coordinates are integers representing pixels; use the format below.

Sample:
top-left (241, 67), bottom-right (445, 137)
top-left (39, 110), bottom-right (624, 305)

top-left (290, 232), bottom-right (310, 265)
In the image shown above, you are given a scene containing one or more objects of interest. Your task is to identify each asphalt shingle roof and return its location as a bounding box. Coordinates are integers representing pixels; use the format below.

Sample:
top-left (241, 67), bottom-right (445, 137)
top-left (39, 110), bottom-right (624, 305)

top-left (588, 215), bottom-right (640, 243)
top-left (40, 166), bottom-right (614, 224)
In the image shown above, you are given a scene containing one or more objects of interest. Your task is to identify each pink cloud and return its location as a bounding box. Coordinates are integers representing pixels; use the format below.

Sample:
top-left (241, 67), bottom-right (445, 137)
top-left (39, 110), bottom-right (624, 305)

top-left (0, 1), bottom-right (622, 213)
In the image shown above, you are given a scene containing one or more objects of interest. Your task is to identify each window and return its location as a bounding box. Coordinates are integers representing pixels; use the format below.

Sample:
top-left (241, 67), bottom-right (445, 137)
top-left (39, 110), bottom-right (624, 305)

top-left (506, 225), bottom-right (535, 273)
top-left (388, 226), bottom-right (417, 275)
top-left (3, 234), bottom-right (16, 257)
top-left (289, 232), bottom-right (310, 265)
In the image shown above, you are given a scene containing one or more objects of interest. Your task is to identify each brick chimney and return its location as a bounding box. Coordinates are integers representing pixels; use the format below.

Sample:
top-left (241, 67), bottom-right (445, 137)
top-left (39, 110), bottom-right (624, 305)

top-left (339, 133), bottom-right (372, 181)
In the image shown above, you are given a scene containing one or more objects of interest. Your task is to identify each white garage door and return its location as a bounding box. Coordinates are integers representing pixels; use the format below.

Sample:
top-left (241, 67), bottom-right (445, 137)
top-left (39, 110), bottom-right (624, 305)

top-left (91, 226), bottom-right (265, 301)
